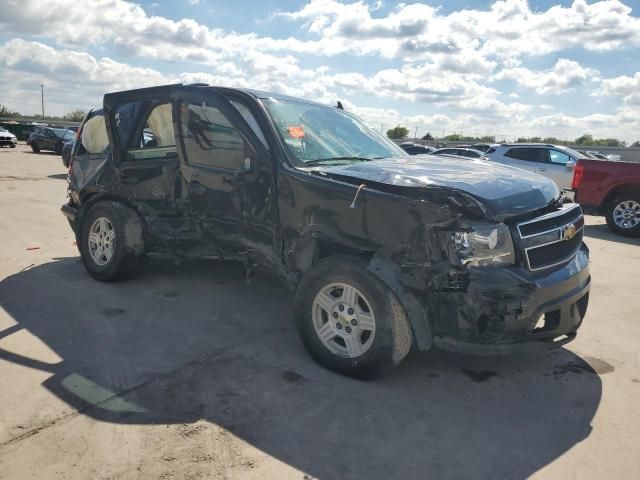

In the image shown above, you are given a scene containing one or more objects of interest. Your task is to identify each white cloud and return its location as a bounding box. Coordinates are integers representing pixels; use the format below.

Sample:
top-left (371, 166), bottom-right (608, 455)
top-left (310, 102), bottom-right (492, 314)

top-left (0, 1), bottom-right (637, 142)
top-left (496, 59), bottom-right (600, 94)
top-left (278, 0), bottom-right (640, 62)
top-left (0, 39), bottom-right (171, 115)
top-left (599, 72), bottom-right (640, 105)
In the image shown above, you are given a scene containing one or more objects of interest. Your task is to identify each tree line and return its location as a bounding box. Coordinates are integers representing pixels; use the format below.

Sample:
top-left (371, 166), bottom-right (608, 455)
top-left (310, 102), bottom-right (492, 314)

top-left (0, 104), bottom-right (87, 122)
top-left (385, 125), bottom-right (638, 147)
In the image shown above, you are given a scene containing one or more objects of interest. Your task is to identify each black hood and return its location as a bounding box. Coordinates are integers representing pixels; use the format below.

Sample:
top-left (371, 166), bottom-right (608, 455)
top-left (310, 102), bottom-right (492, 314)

top-left (315, 155), bottom-right (560, 220)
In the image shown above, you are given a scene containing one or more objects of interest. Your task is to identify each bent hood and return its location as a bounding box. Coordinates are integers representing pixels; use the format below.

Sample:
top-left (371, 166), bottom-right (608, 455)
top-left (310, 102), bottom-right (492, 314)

top-left (316, 156), bottom-right (560, 220)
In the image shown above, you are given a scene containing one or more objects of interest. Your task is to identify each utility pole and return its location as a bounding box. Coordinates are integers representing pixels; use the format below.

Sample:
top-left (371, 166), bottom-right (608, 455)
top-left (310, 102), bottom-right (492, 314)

top-left (40, 84), bottom-right (45, 119)
top-left (380, 124), bottom-right (384, 135)
top-left (414, 126), bottom-right (418, 140)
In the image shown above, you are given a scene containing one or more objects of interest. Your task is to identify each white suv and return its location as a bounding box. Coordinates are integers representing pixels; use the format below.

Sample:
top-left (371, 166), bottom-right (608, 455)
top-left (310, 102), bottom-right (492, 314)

top-left (485, 144), bottom-right (588, 191)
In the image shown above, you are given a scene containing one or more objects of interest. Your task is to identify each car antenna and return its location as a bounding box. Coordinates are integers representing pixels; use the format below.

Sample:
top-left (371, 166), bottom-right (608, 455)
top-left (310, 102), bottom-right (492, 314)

top-left (350, 184), bottom-right (366, 209)
top-left (336, 101), bottom-right (344, 110)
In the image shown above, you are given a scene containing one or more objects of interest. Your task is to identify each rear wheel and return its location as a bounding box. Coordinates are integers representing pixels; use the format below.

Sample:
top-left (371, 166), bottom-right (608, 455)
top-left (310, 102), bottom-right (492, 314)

top-left (294, 255), bottom-right (413, 379)
top-left (80, 202), bottom-right (144, 281)
top-left (55, 143), bottom-right (62, 155)
top-left (31, 141), bottom-right (40, 153)
top-left (605, 195), bottom-right (640, 237)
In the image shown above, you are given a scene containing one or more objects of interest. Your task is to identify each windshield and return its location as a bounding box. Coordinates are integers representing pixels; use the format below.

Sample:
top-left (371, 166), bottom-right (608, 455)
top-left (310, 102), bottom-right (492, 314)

top-left (57, 129), bottom-right (75, 140)
top-left (261, 98), bottom-right (405, 165)
top-left (53, 128), bottom-right (75, 140)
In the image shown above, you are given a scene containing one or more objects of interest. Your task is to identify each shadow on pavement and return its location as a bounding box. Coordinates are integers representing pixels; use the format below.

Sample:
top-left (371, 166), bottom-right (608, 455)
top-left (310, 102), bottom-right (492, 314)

top-left (0, 257), bottom-right (601, 479)
top-left (584, 223), bottom-right (640, 246)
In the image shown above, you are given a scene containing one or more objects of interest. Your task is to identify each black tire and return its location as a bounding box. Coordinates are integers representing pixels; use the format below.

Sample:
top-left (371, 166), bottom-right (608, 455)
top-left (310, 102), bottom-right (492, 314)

top-left (31, 141), bottom-right (40, 153)
top-left (605, 194), bottom-right (640, 237)
top-left (294, 255), bottom-right (413, 379)
top-left (10, 145), bottom-right (16, 148)
top-left (79, 202), bottom-right (144, 281)
top-left (55, 143), bottom-right (62, 155)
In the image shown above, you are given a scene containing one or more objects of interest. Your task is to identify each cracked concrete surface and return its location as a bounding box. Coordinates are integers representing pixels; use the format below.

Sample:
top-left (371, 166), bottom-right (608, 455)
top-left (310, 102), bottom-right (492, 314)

top-left (1, 144), bottom-right (639, 479)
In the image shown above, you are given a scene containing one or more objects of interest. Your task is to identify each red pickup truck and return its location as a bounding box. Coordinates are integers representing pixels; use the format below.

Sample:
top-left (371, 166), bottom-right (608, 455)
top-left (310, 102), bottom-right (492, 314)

top-left (572, 159), bottom-right (640, 237)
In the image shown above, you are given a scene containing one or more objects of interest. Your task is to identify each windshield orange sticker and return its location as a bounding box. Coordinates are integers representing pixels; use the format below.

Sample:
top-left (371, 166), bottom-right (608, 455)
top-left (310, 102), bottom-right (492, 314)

top-left (288, 126), bottom-right (305, 138)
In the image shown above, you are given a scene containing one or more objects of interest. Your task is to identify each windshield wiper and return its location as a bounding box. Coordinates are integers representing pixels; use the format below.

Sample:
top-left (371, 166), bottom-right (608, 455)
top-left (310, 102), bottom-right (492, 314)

top-left (304, 156), bottom-right (382, 166)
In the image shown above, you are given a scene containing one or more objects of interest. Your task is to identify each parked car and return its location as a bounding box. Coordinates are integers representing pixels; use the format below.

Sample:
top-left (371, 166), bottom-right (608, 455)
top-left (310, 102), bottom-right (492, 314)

top-left (61, 140), bottom-right (74, 168)
top-left (61, 84), bottom-right (590, 378)
top-left (399, 142), bottom-right (435, 155)
top-left (470, 144), bottom-right (493, 153)
top-left (577, 150), bottom-right (599, 160)
top-left (585, 151), bottom-right (608, 160)
top-left (0, 126), bottom-right (18, 148)
top-left (28, 127), bottom-right (76, 154)
top-left (573, 158), bottom-right (640, 237)
top-left (431, 147), bottom-right (485, 158)
top-left (485, 144), bottom-right (591, 191)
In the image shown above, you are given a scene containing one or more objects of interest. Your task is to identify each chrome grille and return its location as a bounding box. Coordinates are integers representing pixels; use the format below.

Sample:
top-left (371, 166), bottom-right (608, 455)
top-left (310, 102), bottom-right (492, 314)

top-left (516, 204), bottom-right (584, 271)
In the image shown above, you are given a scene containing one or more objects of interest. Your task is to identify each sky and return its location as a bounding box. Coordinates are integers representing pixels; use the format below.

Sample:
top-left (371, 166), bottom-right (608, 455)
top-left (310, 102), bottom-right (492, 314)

top-left (1, 0), bottom-right (639, 142)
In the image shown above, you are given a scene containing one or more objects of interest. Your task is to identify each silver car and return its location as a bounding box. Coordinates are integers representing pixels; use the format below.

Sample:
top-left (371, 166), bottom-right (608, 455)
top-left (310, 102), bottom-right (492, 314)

top-left (485, 143), bottom-right (589, 191)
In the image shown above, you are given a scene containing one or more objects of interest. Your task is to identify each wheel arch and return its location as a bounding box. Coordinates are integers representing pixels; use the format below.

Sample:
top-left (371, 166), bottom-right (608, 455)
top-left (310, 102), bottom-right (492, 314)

top-left (289, 233), bottom-right (433, 352)
top-left (75, 193), bottom-right (147, 252)
top-left (603, 183), bottom-right (640, 207)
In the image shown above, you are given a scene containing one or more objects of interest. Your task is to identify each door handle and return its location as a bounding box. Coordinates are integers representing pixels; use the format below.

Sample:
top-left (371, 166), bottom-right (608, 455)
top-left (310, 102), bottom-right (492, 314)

top-left (538, 168), bottom-right (547, 172)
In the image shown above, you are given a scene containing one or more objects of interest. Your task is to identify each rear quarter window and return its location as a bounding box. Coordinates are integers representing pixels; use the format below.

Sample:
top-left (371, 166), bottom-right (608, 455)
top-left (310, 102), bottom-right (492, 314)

top-left (80, 115), bottom-right (109, 154)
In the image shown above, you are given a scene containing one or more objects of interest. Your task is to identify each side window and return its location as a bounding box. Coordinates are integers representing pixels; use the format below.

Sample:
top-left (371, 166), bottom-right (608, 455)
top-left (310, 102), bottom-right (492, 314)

top-left (125, 102), bottom-right (176, 161)
top-left (506, 148), bottom-right (546, 162)
top-left (114, 102), bottom-right (145, 147)
top-left (505, 148), bottom-right (527, 160)
top-left (549, 149), bottom-right (570, 165)
top-left (230, 100), bottom-right (268, 149)
top-left (79, 114), bottom-right (109, 155)
top-left (145, 103), bottom-right (175, 147)
top-left (180, 100), bottom-right (248, 170)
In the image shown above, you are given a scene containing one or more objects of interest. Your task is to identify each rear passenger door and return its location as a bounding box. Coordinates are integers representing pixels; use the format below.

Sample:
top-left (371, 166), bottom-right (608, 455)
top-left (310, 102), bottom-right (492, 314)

top-left (172, 87), bottom-right (277, 262)
top-left (501, 148), bottom-right (541, 173)
top-left (110, 99), bottom-right (181, 219)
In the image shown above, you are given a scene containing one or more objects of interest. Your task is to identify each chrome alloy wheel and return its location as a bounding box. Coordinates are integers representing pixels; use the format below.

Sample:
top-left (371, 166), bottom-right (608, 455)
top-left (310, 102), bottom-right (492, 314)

top-left (613, 200), bottom-right (640, 229)
top-left (88, 217), bottom-right (116, 266)
top-left (312, 282), bottom-right (376, 358)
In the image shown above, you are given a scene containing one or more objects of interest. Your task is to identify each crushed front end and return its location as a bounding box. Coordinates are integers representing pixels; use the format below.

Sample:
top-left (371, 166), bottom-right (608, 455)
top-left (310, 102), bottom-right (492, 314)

top-left (428, 202), bottom-right (590, 354)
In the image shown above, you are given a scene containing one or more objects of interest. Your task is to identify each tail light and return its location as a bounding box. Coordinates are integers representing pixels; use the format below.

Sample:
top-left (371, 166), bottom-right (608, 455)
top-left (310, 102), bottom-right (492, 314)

top-left (571, 163), bottom-right (585, 190)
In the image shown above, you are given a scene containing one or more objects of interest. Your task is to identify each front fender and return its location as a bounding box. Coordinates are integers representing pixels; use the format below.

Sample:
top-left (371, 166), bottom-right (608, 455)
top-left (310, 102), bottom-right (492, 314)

top-left (367, 253), bottom-right (433, 351)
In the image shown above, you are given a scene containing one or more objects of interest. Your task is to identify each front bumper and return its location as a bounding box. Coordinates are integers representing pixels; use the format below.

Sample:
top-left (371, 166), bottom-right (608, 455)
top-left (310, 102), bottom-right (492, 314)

top-left (0, 139), bottom-right (17, 146)
top-left (429, 244), bottom-right (590, 354)
top-left (61, 203), bottom-right (78, 222)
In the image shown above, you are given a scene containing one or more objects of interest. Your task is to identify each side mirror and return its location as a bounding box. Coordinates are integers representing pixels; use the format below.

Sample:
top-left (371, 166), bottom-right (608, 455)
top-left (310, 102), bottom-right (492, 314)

top-left (566, 160), bottom-right (576, 169)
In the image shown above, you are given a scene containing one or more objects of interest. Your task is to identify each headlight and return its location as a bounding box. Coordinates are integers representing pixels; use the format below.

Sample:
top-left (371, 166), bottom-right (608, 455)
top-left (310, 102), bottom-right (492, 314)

top-left (445, 223), bottom-right (515, 267)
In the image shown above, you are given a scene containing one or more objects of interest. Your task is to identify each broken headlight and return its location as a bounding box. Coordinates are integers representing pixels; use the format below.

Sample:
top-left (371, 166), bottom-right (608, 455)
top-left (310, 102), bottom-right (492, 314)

top-left (445, 223), bottom-right (515, 267)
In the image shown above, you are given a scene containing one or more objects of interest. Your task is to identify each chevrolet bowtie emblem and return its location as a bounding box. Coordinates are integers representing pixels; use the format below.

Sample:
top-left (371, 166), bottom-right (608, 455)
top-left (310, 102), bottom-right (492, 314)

top-left (562, 224), bottom-right (577, 240)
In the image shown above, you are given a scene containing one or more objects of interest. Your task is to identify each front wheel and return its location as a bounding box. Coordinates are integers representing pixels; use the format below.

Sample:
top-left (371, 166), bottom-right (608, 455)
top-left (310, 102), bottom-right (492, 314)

top-left (79, 202), bottom-right (144, 281)
top-left (605, 195), bottom-right (640, 237)
top-left (294, 255), bottom-right (413, 379)
top-left (31, 141), bottom-right (40, 153)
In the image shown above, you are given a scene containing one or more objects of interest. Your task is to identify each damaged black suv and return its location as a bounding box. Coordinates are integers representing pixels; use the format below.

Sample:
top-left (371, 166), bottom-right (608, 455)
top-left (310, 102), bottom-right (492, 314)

top-left (62, 84), bottom-right (590, 378)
